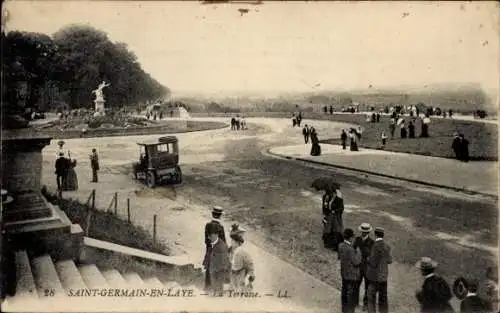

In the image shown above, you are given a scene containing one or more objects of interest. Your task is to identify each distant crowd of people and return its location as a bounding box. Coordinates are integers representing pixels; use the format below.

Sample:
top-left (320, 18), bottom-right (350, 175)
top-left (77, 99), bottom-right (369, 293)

top-left (315, 185), bottom-right (498, 313)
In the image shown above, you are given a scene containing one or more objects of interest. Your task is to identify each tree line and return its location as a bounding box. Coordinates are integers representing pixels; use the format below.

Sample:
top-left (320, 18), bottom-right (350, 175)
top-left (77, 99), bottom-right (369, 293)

top-left (2, 25), bottom-right (170, 112)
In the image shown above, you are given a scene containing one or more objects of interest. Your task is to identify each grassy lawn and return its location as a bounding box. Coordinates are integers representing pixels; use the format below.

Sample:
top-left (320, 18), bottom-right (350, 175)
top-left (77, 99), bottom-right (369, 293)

top-left (36, 120), bottom-right (227, 139)
top-left (44, 192), bottom-right (170, 255)
top-left (192, 112), bottom-right (498, 160)
top-left (318, 114), bottom-right (497, 161)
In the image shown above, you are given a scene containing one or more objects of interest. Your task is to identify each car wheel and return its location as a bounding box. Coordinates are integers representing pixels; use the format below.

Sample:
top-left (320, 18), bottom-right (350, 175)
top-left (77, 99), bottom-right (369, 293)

top-left (147, 172), bottom-right (156, 188)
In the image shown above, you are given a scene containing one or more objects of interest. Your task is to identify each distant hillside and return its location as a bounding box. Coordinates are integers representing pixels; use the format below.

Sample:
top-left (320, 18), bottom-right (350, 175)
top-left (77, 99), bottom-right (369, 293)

top-left (174, 84), bottom-right (497, 114)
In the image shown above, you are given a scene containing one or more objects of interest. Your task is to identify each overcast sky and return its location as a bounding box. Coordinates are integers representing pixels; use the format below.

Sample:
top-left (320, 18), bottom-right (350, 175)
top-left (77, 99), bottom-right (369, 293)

top-left (4, 1), bottom-right (499, 97)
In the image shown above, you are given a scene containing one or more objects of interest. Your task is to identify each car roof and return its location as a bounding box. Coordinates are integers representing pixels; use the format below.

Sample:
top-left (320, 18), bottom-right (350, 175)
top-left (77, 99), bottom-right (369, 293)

top-left (136, 136), bottom-right (178, 146)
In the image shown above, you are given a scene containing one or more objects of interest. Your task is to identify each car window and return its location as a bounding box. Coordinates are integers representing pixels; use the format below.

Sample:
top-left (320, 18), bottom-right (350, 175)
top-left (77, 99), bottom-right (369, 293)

top-left (157, 144), bottom-right (169, 153)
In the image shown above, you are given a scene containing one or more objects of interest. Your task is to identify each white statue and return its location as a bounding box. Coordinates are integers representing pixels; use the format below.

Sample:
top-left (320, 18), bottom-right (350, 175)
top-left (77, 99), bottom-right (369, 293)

top-left (92, 81), bottom-right (110, 102)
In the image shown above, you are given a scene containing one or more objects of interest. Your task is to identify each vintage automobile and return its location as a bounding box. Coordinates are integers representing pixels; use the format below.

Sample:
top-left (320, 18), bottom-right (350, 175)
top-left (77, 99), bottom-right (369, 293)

top-left (133, 136), bottom-right (182, 187)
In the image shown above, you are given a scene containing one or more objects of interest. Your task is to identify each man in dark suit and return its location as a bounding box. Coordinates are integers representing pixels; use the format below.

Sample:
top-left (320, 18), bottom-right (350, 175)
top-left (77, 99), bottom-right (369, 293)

top-left (203, 206), bottom-right (226, 290)
top-left (415, 257), bottom-right (454, 313)
top-left (366, 227), bottom-right (392, 313)
top-left (206, 226), bottom-right (231, 294)
top-left (302, 125), bottom-right (310, 144)
top-left (353, 223), bottom-right (375, 310)
top-left (338, 228), bottom-right (362, 313)
top-left (460, 279), bottom-right (490, 313)
top-left (55, 152), bottom-right (68, 190)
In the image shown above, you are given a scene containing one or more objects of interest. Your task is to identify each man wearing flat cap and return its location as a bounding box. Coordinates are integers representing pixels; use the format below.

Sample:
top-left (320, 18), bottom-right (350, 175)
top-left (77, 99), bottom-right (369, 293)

top-left (203, 206), bottom-right (227, 290)
top-left (415, 257), bottom-right (454, 313)
top-left (353, 223), bottom-right (375, 310)
top-left (366, 227), bottom-right (392, 313)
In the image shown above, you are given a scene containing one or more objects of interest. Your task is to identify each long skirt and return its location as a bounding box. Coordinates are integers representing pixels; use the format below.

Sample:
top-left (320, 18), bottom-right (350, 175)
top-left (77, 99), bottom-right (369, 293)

top-left (322, 214), bottom-right (344, 251)
top-left (63, 168), bottom-right (78, 191)
top-left (310, 143), bottom-right (321, 156)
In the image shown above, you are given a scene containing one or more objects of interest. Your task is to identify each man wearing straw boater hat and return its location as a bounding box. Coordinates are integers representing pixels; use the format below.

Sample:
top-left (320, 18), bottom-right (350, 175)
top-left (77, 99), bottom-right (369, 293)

top-left (353, 223), bottom-right (375, 311)
top-left (203, 206), bottom-right (227, 291)
top-left (366, 227), bottom-right (392, 313)
top-left (415, 257), bottom-right (454, 313)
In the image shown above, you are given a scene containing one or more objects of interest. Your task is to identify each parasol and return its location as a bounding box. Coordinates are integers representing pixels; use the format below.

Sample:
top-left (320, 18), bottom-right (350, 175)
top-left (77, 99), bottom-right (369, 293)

top-left (311, 177), bottom-right (340, 194)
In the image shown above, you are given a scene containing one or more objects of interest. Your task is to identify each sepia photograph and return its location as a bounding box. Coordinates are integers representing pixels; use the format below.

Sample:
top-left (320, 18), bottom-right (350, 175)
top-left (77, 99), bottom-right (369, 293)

top-left (0, 1), bottom-right (498, 312)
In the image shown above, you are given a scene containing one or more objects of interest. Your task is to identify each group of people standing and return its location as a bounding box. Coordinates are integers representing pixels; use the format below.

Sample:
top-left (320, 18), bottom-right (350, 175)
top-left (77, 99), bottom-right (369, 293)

top-left (292, 112), bottom-right (303, 127)
top-left (317, 186), bottom-right (497, 313)
top-left (230, 115), bottom-right (246, 130)
top-left (54, 140), bottom-right (78, 191)
top-left (203, 207), bottom-right (255, 294)
top-left (341, 128), bottom-right (362, 151)
top-left (54, 141), bottom-right (100, 192)
top-left (318, 186), bottom-right (392, 313)
top-left (302, 124), bottom-right (321, 156)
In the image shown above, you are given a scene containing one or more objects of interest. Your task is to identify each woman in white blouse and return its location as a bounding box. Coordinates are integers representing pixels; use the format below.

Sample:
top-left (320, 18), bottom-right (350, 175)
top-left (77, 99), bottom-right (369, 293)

top-left (229, 232), bottom-right (255, 292)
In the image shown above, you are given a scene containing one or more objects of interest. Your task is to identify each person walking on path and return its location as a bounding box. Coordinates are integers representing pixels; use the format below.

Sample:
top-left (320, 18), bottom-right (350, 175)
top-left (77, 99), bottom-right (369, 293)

top-left (338, 228), bottom-right (362, 313)
top-left (341, 130), bottom-right (348, 150)
top-left (206, 226), bottom-right (231, 294)
top-left (349, 129), bottom-right (359, 151)
top-left (229, 232), bottom-right (255, 292)
top-left (389, 118), bottom-right (396, 139)
top-left (452, 133), bottom-right (462, 161)
top-left (324, 189), bottom-right (345, 251)
top-left (460, 279), bottom-right (490, 313)
top-left (415, 257), bottom-right (454, 313)
top-left (303, 125), bottom-right (310, 144)
top-left (310, 128), bottom-right (322, 156)
top-left (421, 116), bottom-right (431, 137)
top-left (55, 152), bottom-right (68, 191)
top-left (381, 132), bottom-right (387, 150)
top-left (366, 227), bottom-right (392, 313)
top-left (203, 206), bottom-right (227, 291)
top-left (89, 148), bottom-right (99, 183)
top-left (353, 223), bottom-right (375, 311)
top-left (459, 134), bottom-right (470, 162)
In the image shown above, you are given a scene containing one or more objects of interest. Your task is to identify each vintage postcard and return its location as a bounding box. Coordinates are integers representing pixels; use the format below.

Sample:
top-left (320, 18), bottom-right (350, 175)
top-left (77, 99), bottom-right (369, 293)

top-left (1, 1), bottom-right (498, 312)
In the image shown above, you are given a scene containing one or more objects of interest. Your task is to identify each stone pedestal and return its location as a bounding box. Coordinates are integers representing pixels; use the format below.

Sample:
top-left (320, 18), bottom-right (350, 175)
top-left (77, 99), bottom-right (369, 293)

top-left (94, 99), bottom-right (105, 114)
top-left (1, 130), bottom-right (83, 260)
top-left (1, 132), bottom-right (52, 222)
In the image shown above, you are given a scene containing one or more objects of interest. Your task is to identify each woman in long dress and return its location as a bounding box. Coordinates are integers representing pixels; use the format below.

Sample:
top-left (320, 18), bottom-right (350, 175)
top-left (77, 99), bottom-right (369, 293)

top-left (328, 189), bottom-right (345, 251)
top-left (229, 233), bottom-right (255, 292)
top-left (63, 153), bottom-right (78, 191)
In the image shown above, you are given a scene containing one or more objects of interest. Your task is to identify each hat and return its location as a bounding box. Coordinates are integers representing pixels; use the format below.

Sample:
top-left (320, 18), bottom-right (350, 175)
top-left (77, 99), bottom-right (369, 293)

top-left (57, 140), bottom-right (65, 146)
top-left (416, 257), bottom-right (438, 270)
top-left (230, 223), bottom-right (246, 235)
top-left (374, 227), bottom-right (385, 234)
top-left (59, 152), bottom-right (65, 156)
top-left (212, 206), bottom-right (223, 215)
top-left (343, 228), bottom-right (354, 239)
top-left (359, 223), bottom-right (373, 232)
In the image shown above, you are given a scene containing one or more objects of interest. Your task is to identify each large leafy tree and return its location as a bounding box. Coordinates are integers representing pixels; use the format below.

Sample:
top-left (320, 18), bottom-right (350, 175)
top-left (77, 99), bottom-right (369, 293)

top-left (2, 25), bottom-right (170, 113)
